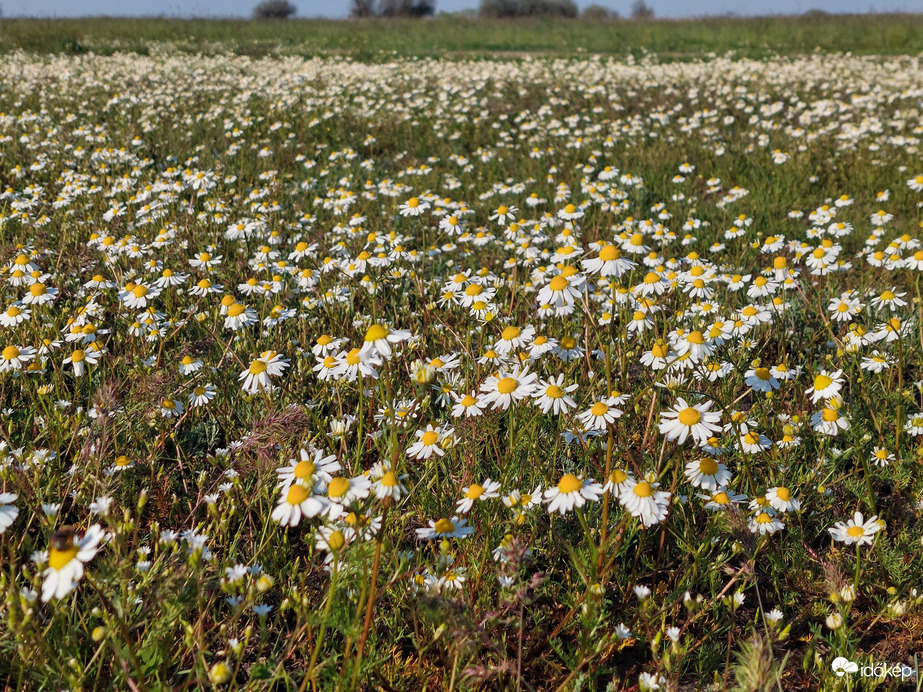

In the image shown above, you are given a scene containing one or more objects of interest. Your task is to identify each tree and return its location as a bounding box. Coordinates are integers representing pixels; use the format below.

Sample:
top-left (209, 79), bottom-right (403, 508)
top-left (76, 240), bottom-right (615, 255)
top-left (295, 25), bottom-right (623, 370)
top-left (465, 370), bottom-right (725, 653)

top-left (351, 0), bottom-right (376, 17)
top-left (379, 0), bottom-right (436, 16)
top-left (581, 3), bottom-right (617, 19)
top-left (630, 0), bottom-right (654, 19)
top-left (352, 0), bottom-right (436, 17)
top-left (479, 0), bottom-right (577, 18)
top-left (252, 0), bottom-right (297, 19)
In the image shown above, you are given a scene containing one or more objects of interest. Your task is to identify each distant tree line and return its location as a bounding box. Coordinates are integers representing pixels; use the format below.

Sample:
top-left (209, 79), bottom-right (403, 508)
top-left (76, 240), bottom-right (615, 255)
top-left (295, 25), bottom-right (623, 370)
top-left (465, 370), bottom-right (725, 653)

top-left (250, 0), bottom-right (654, 21)
top-left (351, 0), bottom-right (436, 17)
top-left (479, 0), bottom-right (652, 19)
top-left (252, 0), bottom-right (297, 18)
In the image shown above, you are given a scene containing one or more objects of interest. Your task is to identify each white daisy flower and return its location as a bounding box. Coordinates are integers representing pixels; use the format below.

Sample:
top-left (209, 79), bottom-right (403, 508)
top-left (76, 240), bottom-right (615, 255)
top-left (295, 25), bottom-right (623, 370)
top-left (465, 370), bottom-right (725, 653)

top-left (658, 398), bottom-right (722, 445)
top-left (544, 474), bottom-right (603, 515)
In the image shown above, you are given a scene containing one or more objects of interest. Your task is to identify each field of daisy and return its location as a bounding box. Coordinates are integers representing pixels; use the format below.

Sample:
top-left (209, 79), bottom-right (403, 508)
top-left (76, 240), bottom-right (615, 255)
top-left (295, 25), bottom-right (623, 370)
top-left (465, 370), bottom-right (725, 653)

top-left (0, 45), bottom-right (922, 691)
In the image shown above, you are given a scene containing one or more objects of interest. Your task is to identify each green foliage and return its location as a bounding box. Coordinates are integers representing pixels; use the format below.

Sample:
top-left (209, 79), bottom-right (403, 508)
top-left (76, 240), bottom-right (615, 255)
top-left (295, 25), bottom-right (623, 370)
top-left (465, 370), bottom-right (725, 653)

top-left (251, 0), bottom-right (297, 19)
top-left (1, 14), bottom-right (922, 58)
top-left (480, 0), bottom-right (579, 18)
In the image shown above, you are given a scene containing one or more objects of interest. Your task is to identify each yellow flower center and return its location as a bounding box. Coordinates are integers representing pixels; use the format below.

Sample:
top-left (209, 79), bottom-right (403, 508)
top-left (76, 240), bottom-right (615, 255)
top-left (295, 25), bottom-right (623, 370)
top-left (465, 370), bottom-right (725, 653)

top-left (548, 275), bottom-right (569, 292)
top-left (633, 481), bottom-right (654, 498)
top-left (327, 530), bottom-right (346, 551)
top-left (821, 408), bottom-right (838, 422)
top-left (687, 330), bottom-right (705, 344)
top-left (755, 367), bottom-right (771, 380)
top-left (557, 474), bottom-right (582, 494)
top-left (599, 245), bottom-right (619, 261)
top-left (49, 546), bottom-right (79, 570)
top-left (286, 484), bottom-right (309, 505)
top-left (464, 284), bottom-right (483, 296)
top-left (755, 512), bottom-right (772, 524)
top-left (678, 407), bottom-right (701, 426)
top-left (327, 477), bottom-right (350, 499)
top-left (846, 526), bottom-right (865, 537)
top-left (2, 346), bottom-right (20, 361)
top-left (293, 460), bottom-right (316, 479)
top-left (814, 375), bottom-right (832, 390)
top-left (651, 342), bottom-right (669, 358)
top-left (713, 492), bottom-right (730, 504)
top-left (421, 431), bottom-right (439, 446)
top-left (365, 324), bottom-right (389, 342)
top-left (610, 469), bottom-right (628, 484)
top-left (699, 458), bottom-right (719, 475)
top-left (466, 484), bottom-right (485, 499)
top-left (461, 395), bottom-right (477, 406)
top-left (30, 283), bottom-right (47, 296)
top-left (775, 487), bottom-right (791, 501)
top-left (502, 326), bottom-right (521, 341)
top-left (591, 402), bottom-right (609, 416)
top-left (434, 518), bottom-right (455, 534)
top-left (497, 377), bottom-right (518, 394)
top-left (346, 348), bottom-right (362, 366)
top-left (249, 360), bottom-right (267, 375)
top-left (70, 350), bottom-right (85, 363)
top-left (546, 385), bottom-right (563, 399)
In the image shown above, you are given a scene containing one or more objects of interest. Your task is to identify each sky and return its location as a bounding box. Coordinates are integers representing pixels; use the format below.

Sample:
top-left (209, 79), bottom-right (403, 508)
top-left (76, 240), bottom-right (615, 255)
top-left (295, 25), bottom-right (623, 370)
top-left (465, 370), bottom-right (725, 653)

top-left (2, 0), bottom-right (915, 19)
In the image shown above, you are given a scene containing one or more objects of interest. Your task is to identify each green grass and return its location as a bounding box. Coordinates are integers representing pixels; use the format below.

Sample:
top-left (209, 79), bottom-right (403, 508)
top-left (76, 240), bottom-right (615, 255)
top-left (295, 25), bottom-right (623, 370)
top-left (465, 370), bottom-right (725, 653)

top-left (0, 14), bottom-right (922, 59)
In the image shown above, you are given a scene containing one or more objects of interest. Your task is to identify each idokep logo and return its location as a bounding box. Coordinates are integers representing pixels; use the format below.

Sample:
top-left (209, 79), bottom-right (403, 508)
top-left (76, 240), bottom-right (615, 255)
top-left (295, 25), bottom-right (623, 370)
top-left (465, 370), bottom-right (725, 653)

top-left (831, 657), bottom-right (859, 677)
top-left (831, 656), bottom-right (915, 680)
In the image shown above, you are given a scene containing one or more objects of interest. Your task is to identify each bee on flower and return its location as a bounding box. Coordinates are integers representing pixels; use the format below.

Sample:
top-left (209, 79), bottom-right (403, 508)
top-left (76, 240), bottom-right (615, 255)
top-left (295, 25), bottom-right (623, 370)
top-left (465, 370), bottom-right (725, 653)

top-left (41, 525), bottom-right (105, 602)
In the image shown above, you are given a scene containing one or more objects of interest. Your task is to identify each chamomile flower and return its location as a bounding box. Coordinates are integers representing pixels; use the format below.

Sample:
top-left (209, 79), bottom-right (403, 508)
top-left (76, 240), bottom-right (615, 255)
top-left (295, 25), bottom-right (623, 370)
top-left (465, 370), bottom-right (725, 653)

top-left (766, 486), bottom-right (800, 512)
top-left (41, 525), bottom-right (105, 602)
top-left (406, 424), bottom-right (451, 460)
top-left (828, 511), bottom-right (882, 546)
top-left (544, 474), bottom-right (603, 515)
top-left (577, 396), bottom-right (623, 430)
top-left (533, 374), bottom-right (578, 415)
top-left (479, 366), bottom-right (539, 410)
top-left (369, 461), bottom-right (408, 502)
top-left (806, 370), bottom-right (843, 404)
top-left (63, 348), bottom-right (99, 377)
top-left (276, 448), bottom-right (340, 492)
top-left (811, 403), bottom-right (849, 436)
top-left (399, 196), bottom-right (430, 217)
top-left (188, 383), bottom-right (216, 408)
top-left (239, 350), bottom-right (289, 395)
top-left (619, 475), bottom-right (671, 527)
top-left (360, 323), bottom-right (411, 359)
top-left (415, 516), bottom-right (474, 540)
top-left (684, 458), bottom-right (731, 491)
top-left (744, 366), bottom-right (780, 392)
top-left (0, 345), bottom-right (36, 372)
top-left (748, 510), bottom-right (784, 535)
top-left (271, 482), bottom-right (326, 526)
top-left (450, 391), bottom-right (486, 418)
top-left (0, 493), bottom-right (18, 534)
top-left (659, 398), bottom-right (722, 445)
top-left (456, 478), bottom-right (501, 514)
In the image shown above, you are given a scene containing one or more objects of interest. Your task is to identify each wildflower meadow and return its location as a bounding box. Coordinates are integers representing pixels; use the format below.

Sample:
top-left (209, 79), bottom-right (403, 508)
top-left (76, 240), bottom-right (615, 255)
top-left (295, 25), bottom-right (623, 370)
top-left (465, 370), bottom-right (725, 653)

top-left (0, 47), bottom-right (922, 690)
